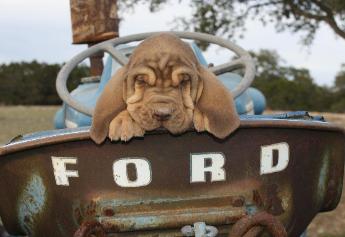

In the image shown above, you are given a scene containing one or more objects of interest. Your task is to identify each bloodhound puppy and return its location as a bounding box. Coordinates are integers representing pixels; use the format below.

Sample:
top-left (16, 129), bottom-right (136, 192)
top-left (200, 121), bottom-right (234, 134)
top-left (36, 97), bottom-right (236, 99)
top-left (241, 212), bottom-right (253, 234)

top-left (90, 33), bottom-right (240, 144)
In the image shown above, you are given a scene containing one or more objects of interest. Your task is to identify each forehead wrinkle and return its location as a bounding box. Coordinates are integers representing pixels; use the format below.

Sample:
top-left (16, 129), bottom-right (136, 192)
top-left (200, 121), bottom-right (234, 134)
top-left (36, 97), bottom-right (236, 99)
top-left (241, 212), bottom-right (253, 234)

top-left (162, 67), bottom-right (172, 82)
top-left (146, 60), bottom-right (158, 69)
top-left (163, 67), bottom-right (170, 77)
top-left (143, 60), bottom-right (162, 85)
top-left (130, 57), bottom-right (157, 68)
top-left (158, 53), bottom-right (170, 71)
top-left (179, 56), bottom-right (196, 69)
top-left (163, 78), bottom-right (171, 87)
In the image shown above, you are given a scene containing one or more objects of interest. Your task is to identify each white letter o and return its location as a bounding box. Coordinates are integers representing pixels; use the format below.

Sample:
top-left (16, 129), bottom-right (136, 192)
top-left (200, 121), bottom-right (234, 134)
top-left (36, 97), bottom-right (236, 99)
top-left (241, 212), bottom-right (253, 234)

top-left (113, 158), bottom-right (152, 187)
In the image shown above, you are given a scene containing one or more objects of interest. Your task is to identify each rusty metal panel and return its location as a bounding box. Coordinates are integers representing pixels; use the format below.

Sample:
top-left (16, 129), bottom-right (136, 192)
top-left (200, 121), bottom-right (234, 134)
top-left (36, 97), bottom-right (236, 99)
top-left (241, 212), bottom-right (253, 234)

top-left (0, 120), bottom-right (344, 237)
top-left (70, 0), bottom-right (119, 44)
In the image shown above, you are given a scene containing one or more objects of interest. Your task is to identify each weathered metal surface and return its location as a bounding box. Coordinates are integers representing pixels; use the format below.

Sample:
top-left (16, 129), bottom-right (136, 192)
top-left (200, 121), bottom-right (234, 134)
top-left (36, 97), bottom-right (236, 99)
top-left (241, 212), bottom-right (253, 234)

top-left (70, 0), bottom-right (119, 76)
top-left (181, 222), bottom-right (218, 237)
top-left (228, 212), bottom-right (287, 237)
top-left (0, 225), bottom-right (8, 237)
top-left (87, 46), bottom-right (104, 76)
top-left (74, 220), bottom-right (106, 237)
top-left (70, 0), bottom-right (119, 44)
top-left (17, 174), bottom-right (47, 235)
top-left (1, 119), bottom-right (343, 156)
top-left (0, 119), bottom-right (344, 237)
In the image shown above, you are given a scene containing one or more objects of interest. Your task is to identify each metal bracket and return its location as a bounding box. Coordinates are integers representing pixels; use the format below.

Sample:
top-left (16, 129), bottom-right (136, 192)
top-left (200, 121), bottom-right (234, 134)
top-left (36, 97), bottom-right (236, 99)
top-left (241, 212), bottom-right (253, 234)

top-left (181, 222), bottom-right (218, 237)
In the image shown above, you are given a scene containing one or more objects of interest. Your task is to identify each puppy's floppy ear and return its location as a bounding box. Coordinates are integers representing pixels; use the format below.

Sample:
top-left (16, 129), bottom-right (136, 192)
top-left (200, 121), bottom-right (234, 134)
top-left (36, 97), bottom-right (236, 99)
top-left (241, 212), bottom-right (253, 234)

top-left (90, 68), bottom-right (127, 144)
top-left (196, 66), bottom-right (240, 139)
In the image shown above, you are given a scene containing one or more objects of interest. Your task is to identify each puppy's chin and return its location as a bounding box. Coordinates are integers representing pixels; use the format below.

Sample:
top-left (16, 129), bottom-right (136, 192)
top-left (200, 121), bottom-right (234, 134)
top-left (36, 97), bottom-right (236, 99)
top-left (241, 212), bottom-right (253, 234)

top-left (127, 103), bottom-right (193, 133)
top-left (162, 108), bottom-right (193, 134)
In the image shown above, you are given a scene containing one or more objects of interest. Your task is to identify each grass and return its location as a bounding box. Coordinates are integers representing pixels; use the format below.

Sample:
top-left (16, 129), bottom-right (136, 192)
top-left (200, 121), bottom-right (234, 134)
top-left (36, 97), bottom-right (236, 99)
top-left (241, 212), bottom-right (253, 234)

top-left (0, 106), bottom-right (59, 144)
top-left (1, 106), bottom-right (345, 236)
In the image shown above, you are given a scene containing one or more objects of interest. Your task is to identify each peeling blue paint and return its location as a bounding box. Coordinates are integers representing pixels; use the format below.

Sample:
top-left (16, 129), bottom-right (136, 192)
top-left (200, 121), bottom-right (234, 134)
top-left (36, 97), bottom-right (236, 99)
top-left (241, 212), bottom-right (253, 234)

top-left (316, 150), bottom-right (330, 207)
top-left (245, 203), bottom-right (258, 215)
top-left (17, 174), bottom-right (46, 235)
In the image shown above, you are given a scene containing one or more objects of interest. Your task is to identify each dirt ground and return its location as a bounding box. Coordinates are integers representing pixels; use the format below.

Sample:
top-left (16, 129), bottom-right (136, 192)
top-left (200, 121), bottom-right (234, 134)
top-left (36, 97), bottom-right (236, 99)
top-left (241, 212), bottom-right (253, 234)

top-left (0, 106), bottom-right (345, 236)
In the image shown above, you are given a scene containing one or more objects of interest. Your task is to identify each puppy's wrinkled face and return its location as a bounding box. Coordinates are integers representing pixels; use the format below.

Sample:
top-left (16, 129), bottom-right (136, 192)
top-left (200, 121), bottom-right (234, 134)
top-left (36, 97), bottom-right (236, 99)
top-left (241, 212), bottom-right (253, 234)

top-left (90, 33), bottom-right (240, 144)
top-left (125, 52), bottom-right (198, 134)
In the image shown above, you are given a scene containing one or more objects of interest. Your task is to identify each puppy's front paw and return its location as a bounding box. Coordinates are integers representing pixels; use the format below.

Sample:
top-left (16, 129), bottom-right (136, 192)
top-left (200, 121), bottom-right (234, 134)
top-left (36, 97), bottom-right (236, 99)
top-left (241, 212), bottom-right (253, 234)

top-left (109, 111), bottom-right (145, 142)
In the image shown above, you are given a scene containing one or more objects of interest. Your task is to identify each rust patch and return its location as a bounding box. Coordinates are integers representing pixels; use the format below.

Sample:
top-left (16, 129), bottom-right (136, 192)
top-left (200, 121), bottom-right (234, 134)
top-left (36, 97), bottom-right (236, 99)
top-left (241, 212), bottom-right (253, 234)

top-left (232, 197), bottom-right (245, 207)
top-left (74, 220), bottom-right (106, 237)
top-left (73, 200), bottom-right (98, 226)
top-left (70, 0), bottom-right (119, 44)
top-left (254, 184), bottom-right (285, 216)
top-left (103, 208), bottom-right (115, 217)
top-left (228, 211), bottom-right (287, 237)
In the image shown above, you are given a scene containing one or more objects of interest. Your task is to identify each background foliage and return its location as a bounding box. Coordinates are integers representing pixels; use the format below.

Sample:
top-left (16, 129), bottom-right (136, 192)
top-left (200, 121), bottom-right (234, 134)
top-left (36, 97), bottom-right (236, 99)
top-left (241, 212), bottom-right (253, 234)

top-left (1, 0), bottom-right (345, 111)
top-left (0, 61), bottom-right (89, 105)
top-left (0, 55), bottom-right (344, 112)
top-left (119, 0), bottom-right (345, 49)
top-left (250, 50), bottom-right (342, 112)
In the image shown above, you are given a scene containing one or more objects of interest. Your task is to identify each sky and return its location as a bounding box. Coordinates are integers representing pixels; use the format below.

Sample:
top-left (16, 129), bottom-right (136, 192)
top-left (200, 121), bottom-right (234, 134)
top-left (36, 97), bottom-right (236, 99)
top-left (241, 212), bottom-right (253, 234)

top-left (0, 0), bottom-right (344, 86)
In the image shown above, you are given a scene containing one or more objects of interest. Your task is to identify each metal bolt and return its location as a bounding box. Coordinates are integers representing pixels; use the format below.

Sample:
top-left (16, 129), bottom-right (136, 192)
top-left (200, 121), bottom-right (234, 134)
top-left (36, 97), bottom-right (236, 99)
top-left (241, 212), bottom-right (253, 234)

top-left (181, 225), bottom-right (194, 237)
top-left (181, 222), bottom-right (218, 237)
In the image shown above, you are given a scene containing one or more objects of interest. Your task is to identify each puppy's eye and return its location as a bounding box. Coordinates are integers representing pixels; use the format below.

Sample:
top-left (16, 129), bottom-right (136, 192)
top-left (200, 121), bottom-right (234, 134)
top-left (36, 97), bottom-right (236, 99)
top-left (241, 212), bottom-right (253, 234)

top-left (179, 73), bottom-right (191, 82)
top-left (135, 74), bottom-right (148, 84)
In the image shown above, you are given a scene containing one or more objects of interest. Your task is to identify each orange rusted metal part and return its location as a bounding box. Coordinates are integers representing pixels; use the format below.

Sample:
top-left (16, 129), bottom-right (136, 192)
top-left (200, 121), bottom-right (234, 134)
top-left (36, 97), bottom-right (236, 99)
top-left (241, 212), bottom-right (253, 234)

top-left (87, 44), bottom-right (105, 76)
top-left (228, 212), bottom-right (287, 237)
top-left (70, 0), bottom-right (119, 76)
top-left (70, 0), bottom-right (119, 44)
top-left (74, 220), bottom-right (106, 237)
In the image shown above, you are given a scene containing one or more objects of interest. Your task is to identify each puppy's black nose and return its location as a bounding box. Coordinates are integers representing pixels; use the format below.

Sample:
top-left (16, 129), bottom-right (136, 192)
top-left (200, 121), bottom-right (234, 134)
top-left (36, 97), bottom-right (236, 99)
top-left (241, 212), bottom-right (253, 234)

top-left (153, 110), bottom-right (171, 121)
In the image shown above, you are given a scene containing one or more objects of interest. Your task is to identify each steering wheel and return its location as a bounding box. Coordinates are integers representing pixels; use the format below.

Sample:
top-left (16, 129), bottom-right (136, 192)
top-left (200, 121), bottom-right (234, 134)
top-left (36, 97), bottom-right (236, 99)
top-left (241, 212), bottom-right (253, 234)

top-left (56, 31), bottom-right (256, 116)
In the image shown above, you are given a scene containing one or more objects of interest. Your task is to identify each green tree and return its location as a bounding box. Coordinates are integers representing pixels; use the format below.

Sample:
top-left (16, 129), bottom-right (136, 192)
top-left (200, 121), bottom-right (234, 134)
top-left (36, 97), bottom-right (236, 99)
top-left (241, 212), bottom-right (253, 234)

top-left (0, 61), bottom-right (89, 105)
top-left (330, 64), bottom-right (345, 112)
top-left (250, 50), bottom-right (333, 111)
top-left (335, 64), bottom-right (345, 90)
top-left (120, 0), bottom-right (345, 48)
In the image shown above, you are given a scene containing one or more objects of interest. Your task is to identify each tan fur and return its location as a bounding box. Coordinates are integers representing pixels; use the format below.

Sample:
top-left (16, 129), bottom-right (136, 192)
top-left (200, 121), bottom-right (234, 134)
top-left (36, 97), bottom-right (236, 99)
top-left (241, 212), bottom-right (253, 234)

top-left (90, 33), bottom-right (240, 144)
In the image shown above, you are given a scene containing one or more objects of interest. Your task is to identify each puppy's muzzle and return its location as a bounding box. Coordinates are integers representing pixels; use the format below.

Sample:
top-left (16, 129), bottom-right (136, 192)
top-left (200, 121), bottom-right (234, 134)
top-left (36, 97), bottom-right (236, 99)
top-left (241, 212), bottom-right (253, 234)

top-left (153, 107), bottom-right (172, 121)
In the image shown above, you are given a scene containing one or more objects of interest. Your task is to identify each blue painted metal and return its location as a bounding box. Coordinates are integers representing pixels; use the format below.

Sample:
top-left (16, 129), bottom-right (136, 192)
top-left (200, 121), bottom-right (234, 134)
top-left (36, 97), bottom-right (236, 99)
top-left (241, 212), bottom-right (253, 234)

top-left (17, 174), bottom-right (46, 236)
top-left (218, 73), bottom-right (254, 115)
top-left (247, 88), bottom-right (266, 115)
